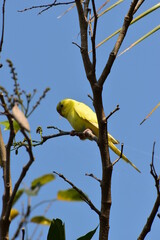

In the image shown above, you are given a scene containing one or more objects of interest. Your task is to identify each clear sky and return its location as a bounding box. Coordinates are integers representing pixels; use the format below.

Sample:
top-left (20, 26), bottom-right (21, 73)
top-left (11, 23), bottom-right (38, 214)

top-left (0, 0), bottom-right (160, 239)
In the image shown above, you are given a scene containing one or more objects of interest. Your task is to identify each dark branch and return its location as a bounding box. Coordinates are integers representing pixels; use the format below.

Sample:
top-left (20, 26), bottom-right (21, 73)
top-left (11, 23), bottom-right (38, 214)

top-left (0, 0), bottom-right (6, 56)
top-left (106, 105), bottom-right (120, 121)
top-left (5, 129), bottom-right (34, 220)
top-left (137, 142), bottom-right (160, 240)
top-left (98, 0), bottom-right (141, 87)
top-left (18, 1), bottom-right (75, 15)
top-left (53, 171), bottom-right (101, 216)
top-left (112, 144), bottom-right (124, 166)
top-left (11, 199), bottom-right (31, 240)
top-left (85, 173), bottom-right (101, 183)
top-left (91, 0), bottom-right (97, 72)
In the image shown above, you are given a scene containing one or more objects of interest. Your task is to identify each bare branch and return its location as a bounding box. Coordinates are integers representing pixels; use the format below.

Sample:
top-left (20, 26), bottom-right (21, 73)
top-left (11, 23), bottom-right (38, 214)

top-left (106, 105), bottom-right (120, 121)
top-left (138, 142), bottom-right (160, 240)
top-left (0, 0), bottom-right (6, 56)
top-left (138, 196), bottom-right (160, 240)
top-left (53, 171), bottom-right (101, 216)
top-left (85, 173), bottom-right (101, 183)
top-left (112, 144), bottom-right (124, 166)
top-left (91, 0), bottom-right (98, 72)
top-left (5, 129), bottom-right (34, 220)
top-left (98, 0), bottom-right (142, 87)
top-left (72, 41), bottom-right (82, 50)
top-left (18, 1), bottom-right (75, 15)
top-left (75, 0), bottom-right (94, 83)
top-left (150, 142), bottom-right (159, 194)
top-left (11, 199), bottom-right (31, 240)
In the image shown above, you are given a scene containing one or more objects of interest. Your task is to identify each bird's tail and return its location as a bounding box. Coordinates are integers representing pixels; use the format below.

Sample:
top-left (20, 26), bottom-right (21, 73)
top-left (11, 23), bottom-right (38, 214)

top-left (108, 141), bottom-right (141, 173)
top-left (108, 133), bottom-right (119, 144)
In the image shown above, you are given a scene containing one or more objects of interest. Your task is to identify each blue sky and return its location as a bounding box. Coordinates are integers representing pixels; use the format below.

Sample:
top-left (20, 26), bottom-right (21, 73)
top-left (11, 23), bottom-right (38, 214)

top-left (0, 0), bottom-right (160, 239)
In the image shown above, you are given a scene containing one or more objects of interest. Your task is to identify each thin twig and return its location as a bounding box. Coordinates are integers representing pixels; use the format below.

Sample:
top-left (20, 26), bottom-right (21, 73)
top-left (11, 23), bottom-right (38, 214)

top-left (138, 142), bottom-right (160, 240)
top-left (22, 228), bottom-right (25, 240)
top-left (106, 105), bottom-right (120, 121)
top-left (91, 0), bottom-right (97, 72)
top-left (85, 173), bottom-right (101, 183)
top-left (53, 171), bottom-right (101, 216)
top-left (0, 0), bottom-right (6, 54)
top-left (87, 94), bottom-right (93, 102)
top-left (11, 199), bottom-right (31, 240)
top-left (112, 143), bottom-right (124, 166)
top-left (72, 41), bottom-right (82, 50)
top-left (150, 142), bottom-right (159, 194)
top-left (18, 1), bottom-right (75, 14)
top-left (33, 129), bottom-right (98, 147)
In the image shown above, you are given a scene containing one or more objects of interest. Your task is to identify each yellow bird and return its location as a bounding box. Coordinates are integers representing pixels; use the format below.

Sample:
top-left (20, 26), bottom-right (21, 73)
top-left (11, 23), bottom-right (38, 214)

top-left (57, 98), bottom-right (140, 173)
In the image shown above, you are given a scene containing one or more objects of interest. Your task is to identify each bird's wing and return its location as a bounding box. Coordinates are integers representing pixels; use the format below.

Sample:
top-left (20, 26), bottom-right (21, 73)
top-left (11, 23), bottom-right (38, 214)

top-left (73, 102), bottom-right (119, 144)
top-left (74, 102), bottom-right (99, 128)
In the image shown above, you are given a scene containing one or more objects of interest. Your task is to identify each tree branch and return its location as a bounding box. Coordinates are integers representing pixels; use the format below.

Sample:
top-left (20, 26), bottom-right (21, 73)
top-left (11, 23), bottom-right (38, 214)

top-left (98, 0), bottom-right (141, 87)
top-left (75, 0), bottom-right (94, 83)
top-left (5, 129), bottom-right (34, 220)
top-left (91, 0), bottom-right (97, 73)
top-left (11, 198), bottom-right (31, 240)
top-left (18, 1), bottom-right (75, 15)
top-left (137, 142), bottom-right (160, 240)
top-left (53, 171), bottom-right (101, 216)
top-left (0, 0), bottom-right (6, 57)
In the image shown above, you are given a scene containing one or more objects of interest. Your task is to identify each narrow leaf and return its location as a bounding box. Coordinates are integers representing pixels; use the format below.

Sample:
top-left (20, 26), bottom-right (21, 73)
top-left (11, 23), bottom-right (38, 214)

top-left (57, 188), bottom-right (84, 201)
top-left (31, 216), bottom-right (51, 225)
top-left (10, 208), bottom-right (19, 221)
top-left (57, 3), bottom-right (76, 19)
top-left (77, 226), bottom-right (98, 240)
top-left (118, 25), bottom-right (160, 56)
top-left (140, 102), bottom-right (160, 125)
top-left (31, 173), bottom-right (55, 190)
top-left (91, 0), bottom-right (123, 22)
top-left (94, 3), bottom-right (160, 50)
top-left (47, 218), bottom-right (65, 240)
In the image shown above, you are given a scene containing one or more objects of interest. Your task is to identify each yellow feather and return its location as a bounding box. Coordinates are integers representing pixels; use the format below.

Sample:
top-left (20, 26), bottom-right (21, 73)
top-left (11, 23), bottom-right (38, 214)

top-left (57, 98), bottom-right (140, 173)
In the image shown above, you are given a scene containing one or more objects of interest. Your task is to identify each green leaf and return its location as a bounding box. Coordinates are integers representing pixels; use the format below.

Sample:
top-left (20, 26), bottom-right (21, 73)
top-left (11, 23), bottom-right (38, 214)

top-left (12, 189), bottom-right (24, 206)
top-left (31, 216), bottom-right (51, 225)
top-left (77, 226), bottom-right (98, 240)
top-left (31, 174), bottom-right (55, 190)
top-left (0, 120), bottom-right (20, 133)
top-left (47, 218), bottom-right (65, 240)
top-left (10, 208), bottom-right (19, 221)
top-left (57, 188), bottom-right (84, 201)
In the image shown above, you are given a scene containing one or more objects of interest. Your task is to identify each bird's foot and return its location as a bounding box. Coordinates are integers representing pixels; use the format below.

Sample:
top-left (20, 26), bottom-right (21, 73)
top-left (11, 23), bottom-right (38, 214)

top-left (70, 129), bottom-right (95, 140)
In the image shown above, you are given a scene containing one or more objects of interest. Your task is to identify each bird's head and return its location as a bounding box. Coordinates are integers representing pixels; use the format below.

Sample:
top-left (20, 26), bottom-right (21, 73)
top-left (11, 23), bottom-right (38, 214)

top-left (56, 99), bottom-right (73, 118)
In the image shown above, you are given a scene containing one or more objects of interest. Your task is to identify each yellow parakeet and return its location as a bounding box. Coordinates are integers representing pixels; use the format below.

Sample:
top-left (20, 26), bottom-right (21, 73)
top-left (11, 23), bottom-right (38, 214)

top-left (56, 98), bottom-right (140, 173)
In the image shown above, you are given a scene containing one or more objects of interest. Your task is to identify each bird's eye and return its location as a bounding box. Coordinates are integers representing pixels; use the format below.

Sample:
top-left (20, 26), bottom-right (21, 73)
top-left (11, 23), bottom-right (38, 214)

top-left (61, 104), bottom-right (63, 108)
